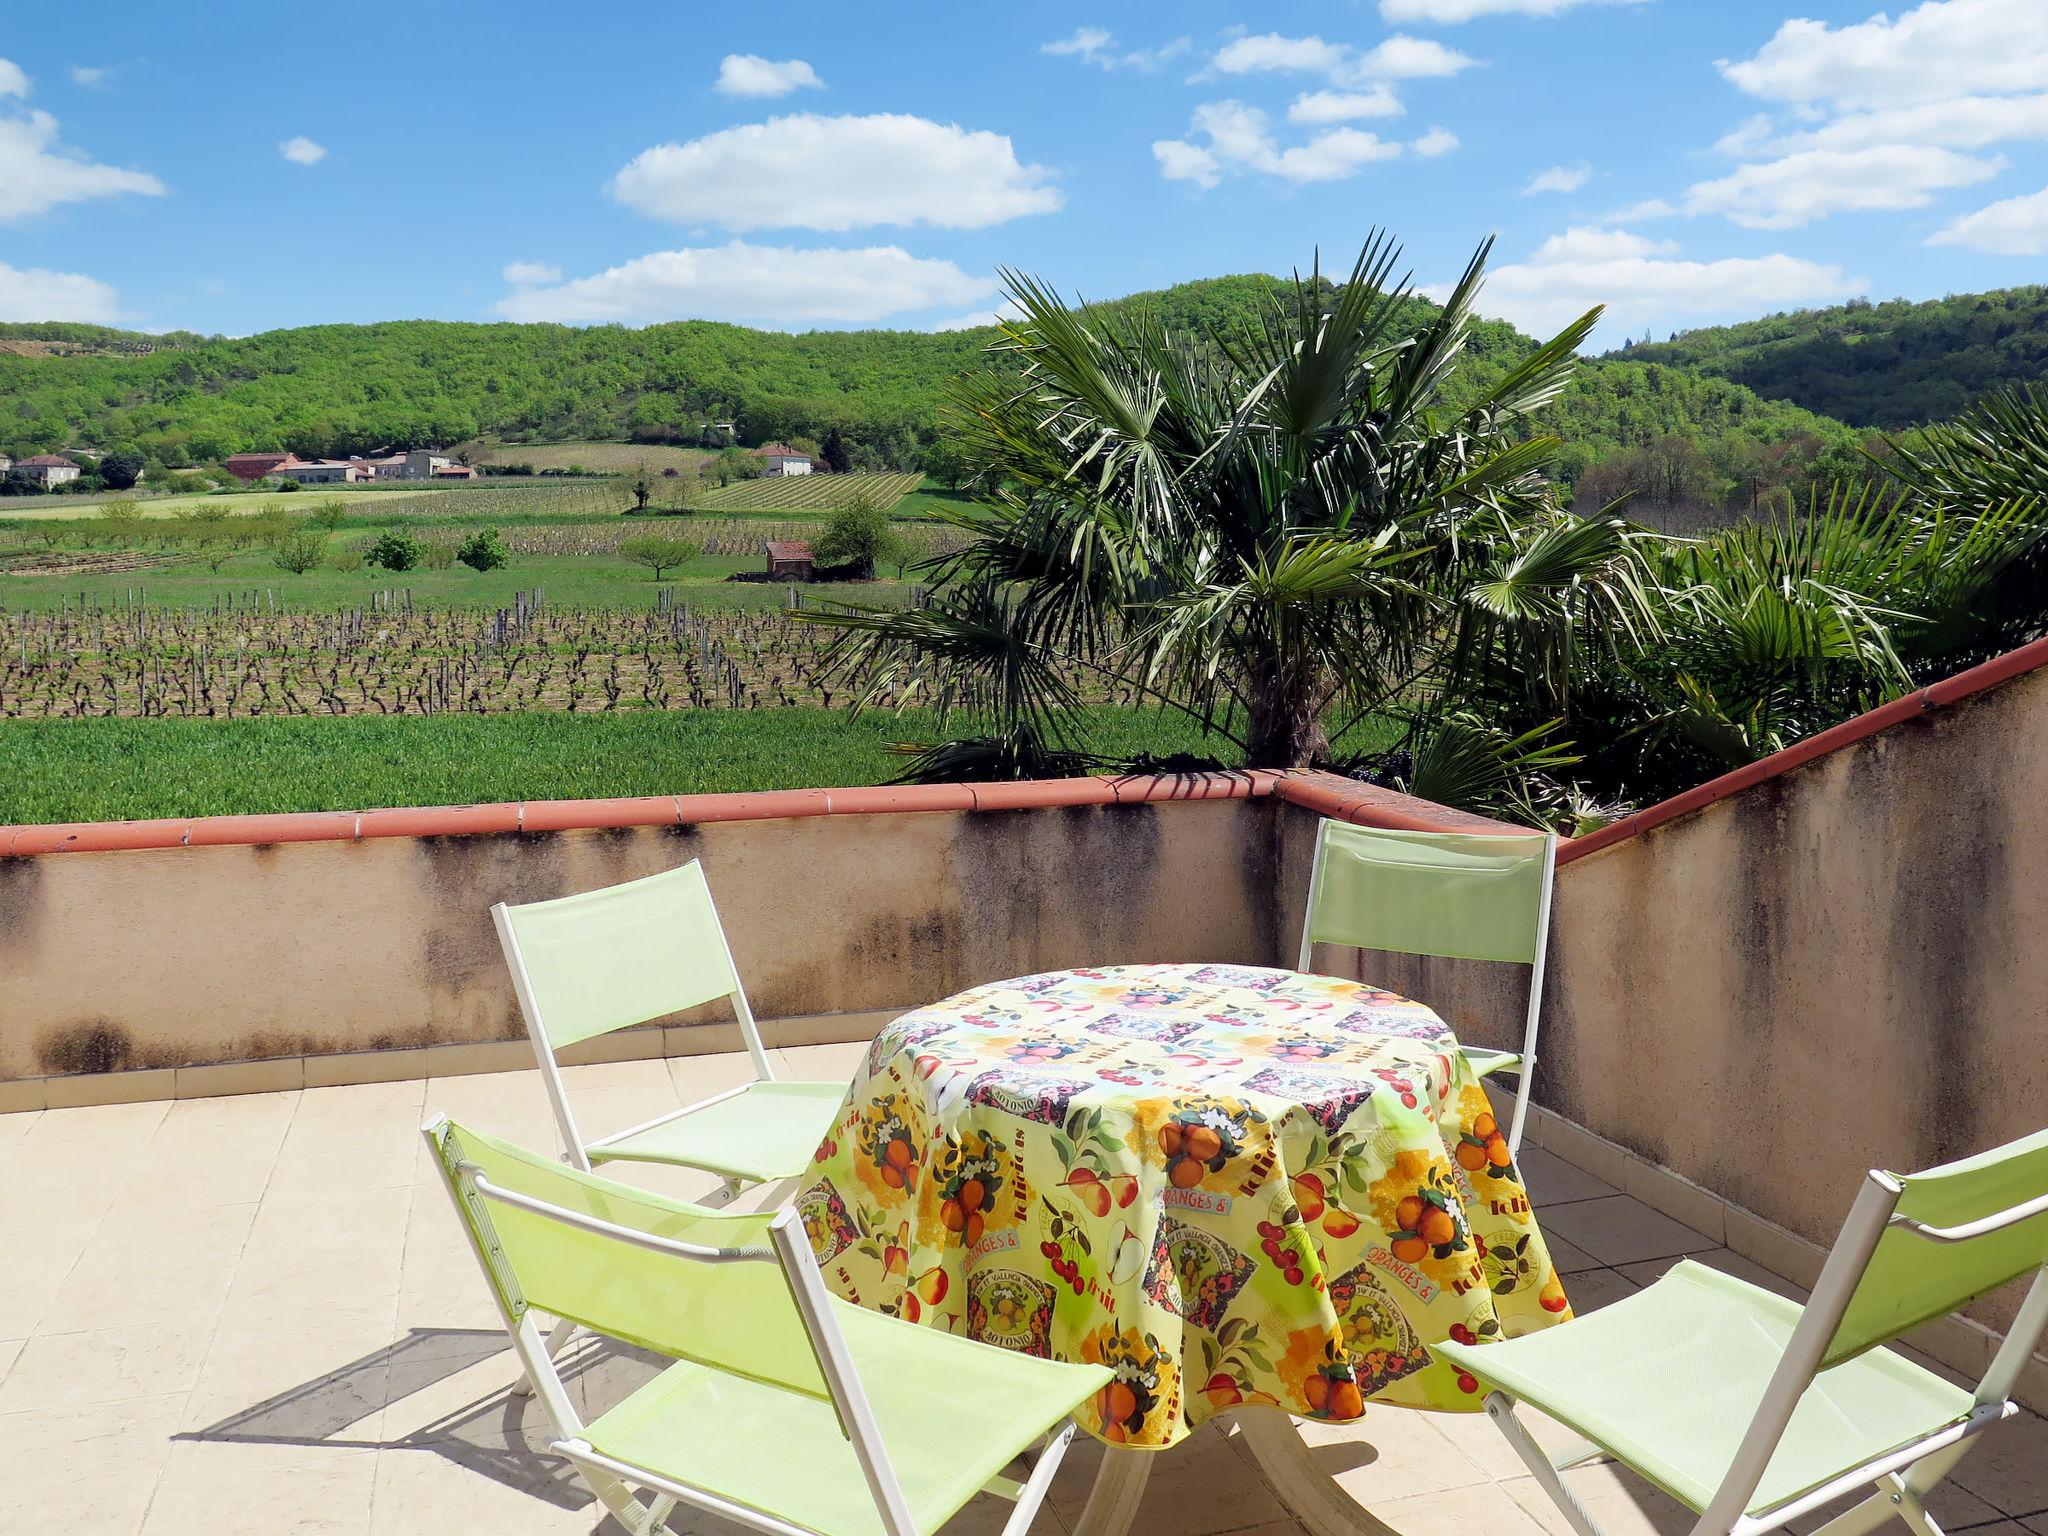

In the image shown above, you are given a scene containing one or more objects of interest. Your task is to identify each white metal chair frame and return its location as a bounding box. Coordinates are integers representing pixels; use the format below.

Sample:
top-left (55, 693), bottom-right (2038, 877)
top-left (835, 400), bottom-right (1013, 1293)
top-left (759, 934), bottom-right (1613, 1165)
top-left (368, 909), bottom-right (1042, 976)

top-left (1295, 821), bottom-right (1558, 1154)
top-left (424, 1117), bottom-right (1083, 1536)
top-left (1487, 1171), bottom-right (2048, 1536)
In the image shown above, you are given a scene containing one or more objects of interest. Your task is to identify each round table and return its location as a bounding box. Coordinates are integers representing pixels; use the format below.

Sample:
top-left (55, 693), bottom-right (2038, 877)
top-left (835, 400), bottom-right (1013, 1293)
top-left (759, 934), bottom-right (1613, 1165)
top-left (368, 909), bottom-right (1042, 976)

top-left (798, 963), bottom-right (1577, 1529)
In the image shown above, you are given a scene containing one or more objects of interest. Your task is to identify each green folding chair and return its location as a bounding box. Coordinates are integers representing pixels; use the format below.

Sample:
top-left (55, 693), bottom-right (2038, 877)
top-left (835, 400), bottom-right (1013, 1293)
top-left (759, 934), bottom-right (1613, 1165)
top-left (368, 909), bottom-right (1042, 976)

top-left (492, 860), bottom-right (846, 1199)
top-left (423, 1116), bottom-right (1109, 1536)
top-left (1433, 1127), bottom-right (2048, 1536)
top-left (1297, 817), bottom-right (1557, 1152)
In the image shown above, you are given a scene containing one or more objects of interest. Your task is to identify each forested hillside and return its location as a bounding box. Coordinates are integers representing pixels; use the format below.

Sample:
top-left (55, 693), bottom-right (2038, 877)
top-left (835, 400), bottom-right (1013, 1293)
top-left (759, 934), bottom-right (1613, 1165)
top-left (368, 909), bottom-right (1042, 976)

top-left (0, 275), bottom-right (1849, 501)
top-left (1608, 287), bottom-right (2048, 429)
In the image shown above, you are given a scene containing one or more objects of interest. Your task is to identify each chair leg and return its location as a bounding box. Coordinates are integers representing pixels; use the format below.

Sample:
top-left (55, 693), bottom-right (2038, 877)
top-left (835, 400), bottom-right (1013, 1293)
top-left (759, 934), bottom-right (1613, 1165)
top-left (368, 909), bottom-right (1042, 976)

top-left (1232, 1406), bottom-right (1402, 1536)
top-left (512, 1312), bottom-right (584, 1398)
top-left (996, 1424), bottom-right (1080, 1536)
top-left (1482, 1392), bottom-right (1611, 1536)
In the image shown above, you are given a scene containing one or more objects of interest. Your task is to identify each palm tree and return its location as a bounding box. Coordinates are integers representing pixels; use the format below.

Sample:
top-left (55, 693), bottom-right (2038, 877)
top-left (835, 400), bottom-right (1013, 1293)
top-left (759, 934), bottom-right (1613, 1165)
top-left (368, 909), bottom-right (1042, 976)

top-left (801, 235), bottom-right (1652, 797)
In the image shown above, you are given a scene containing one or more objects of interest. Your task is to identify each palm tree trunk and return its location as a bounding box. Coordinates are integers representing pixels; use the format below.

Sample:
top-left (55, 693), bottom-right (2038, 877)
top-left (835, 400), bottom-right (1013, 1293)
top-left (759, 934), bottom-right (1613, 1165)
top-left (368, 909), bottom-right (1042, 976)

top-left (1243, 656), bottom-right (1329, 768)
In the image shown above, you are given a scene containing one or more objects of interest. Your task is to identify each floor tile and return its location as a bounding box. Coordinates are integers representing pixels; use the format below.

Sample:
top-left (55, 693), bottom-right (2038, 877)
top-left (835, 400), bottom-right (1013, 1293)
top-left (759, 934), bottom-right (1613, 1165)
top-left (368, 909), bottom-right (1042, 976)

top-left (1371, 1476), bottom-right (1560, 1536)
top-left (1052, 1425), bottom-right (1294, 1536)
top-left (1518, 1144), bottom-right (1620, 1206)
top-left (0, 1392), bottom-right (186, 1534)
top-left (1541, 1235), bottom-right (1604, 1274)
top-left (1557, 1268), bottom-right (1640, 1314)
top-left (1285, 1405), bottom-right (1494, 1504)
top-left (1539, 1195), bottom-right (1715, 1267)
top-left (38, 1201), bottom-right (258, 1334)
top-left (18, 1097), bottom-right (170, 1146)
top-left (0, 1336), bottom-right (22, 1383)
top-left (140, 1438), bottom-right (379, 1536)
top-left (1952, 1410), bottom-right (2048, 1518)
top-left (0, 1311), bottom-right (219, 1413)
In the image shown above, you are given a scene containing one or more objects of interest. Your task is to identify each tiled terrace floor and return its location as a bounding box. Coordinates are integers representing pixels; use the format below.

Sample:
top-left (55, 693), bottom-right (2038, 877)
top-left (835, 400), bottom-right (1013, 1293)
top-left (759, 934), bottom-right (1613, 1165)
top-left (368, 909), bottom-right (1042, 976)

top-left (3, 1045), bottom-right (2044, 1536)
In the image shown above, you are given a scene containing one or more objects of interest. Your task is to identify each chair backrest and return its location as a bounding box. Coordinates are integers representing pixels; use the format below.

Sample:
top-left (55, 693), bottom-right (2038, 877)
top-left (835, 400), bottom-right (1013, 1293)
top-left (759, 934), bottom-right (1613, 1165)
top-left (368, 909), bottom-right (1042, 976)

top-left (494, 861), bottom-right (748, 1052)
top-left (1824, 1126), bottom-right (2048, 1368)
top-left (1299, 819), bottom-right (1555, 966)
top-left (426, 1116), bottom-right (829, 1393)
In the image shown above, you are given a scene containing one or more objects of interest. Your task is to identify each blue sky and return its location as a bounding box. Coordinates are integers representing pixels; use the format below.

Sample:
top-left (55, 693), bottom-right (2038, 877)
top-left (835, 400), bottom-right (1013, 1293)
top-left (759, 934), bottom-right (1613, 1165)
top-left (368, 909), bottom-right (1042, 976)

top-left (4, 0), bottom-right (2046, 346)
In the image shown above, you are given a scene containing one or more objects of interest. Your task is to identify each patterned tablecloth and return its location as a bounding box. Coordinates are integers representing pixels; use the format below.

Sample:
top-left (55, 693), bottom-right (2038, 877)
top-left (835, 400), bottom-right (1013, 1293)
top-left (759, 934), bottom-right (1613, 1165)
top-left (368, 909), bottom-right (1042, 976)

top-left (799, 963), bottom-right (1574, 1449)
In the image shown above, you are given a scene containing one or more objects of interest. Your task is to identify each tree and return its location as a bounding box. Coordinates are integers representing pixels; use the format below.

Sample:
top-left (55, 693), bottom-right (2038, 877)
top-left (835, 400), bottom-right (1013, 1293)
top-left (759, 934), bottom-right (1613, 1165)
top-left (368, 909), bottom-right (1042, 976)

top-left (99, 450), bottom-right (146, 489)
top-left (803, 237), bottom-right (1646, 793)
top-left (618, 533), bottom-right (699, 580)
top-left (456, 528), bottom-right (508, 572)
top-left (820, 426), bottom-right (853, 475)
top-left (628, 471), bottom-right (653, 511)
top-left (367, 531), bottom-right (422, 571)
top-left (812, 495), bottom-right (900, 579)
top-left (309, 499), bottom-right (349, 529)
top-left (272, 526), bottom-right (328, 574)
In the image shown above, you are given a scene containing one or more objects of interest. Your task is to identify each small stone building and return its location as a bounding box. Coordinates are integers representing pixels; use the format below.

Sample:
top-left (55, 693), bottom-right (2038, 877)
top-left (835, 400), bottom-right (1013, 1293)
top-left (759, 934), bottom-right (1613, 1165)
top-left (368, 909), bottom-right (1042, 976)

top-left (764, 539), bottom-right (814, 580)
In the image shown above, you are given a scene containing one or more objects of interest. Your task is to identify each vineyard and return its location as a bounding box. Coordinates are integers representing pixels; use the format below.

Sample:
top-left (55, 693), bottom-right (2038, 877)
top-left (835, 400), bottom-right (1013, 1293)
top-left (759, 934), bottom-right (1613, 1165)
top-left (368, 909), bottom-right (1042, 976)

top-left (693, 471), bottom-right (923, 514)
top-left (0, 595), bottom-right (902, 718)
top-left (460, 441), bottom-right (710, 473)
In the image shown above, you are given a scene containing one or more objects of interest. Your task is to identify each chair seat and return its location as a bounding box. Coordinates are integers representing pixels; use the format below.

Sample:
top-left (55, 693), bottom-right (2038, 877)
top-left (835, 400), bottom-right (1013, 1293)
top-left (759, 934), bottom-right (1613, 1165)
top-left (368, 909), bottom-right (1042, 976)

top-left (589, 1079), bottom-right (847, 1183)
top-left (1459, 1045), bottom-right (1521, 1078)
top-left (1432, 1261), bottom-right (1975, 1516)
top-left (576, 1300), bottom-right (1111, 1536)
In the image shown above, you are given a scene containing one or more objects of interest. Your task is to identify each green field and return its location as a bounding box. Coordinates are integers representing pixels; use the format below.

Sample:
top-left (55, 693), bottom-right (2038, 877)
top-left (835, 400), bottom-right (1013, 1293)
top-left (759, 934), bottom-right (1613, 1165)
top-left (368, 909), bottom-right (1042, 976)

top-left (0, 486), bottom-right (443, 521)
top-left (0, 707), bottom-right (1248, 823)
top-left (460, 440), bottom-right (711, 473)
top-left (695, 471), bottom-right (923, 513)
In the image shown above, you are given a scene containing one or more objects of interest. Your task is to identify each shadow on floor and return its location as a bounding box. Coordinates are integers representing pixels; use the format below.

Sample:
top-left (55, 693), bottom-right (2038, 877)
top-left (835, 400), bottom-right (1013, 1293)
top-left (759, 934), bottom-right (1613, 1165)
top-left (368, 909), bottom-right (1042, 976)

top-left (180, 1327), bottom-right (666, 1513)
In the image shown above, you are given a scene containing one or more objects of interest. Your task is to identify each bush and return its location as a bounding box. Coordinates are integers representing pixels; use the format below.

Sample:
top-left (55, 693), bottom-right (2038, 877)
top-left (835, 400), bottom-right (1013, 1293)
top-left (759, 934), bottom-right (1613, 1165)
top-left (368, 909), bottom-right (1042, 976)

top-left (273, 477), bottom-right (301, 492)
top-left (99, 450), bottom-right (146, 490)
top-left (812, 495), bottom-right (901, 579)
top-left (272, 527), bottom-right (327, 575)
top-left (618, 533), bottom-right (700, 580)
top-left (328, 543), bottom-right (365, 572)
top-left (420, 539), bottom-right (456, 571)
top-left (308, 499), bottom-right (349, 529)
top-left (456, 527), bottom-right (508, 572)
top-left (367, 531), bottom-right (422, 571)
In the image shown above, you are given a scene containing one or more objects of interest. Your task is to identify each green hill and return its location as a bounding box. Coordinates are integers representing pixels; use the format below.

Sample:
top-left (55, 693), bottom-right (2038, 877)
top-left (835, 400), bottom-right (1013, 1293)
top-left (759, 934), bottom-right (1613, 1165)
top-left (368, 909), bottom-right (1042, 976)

top-left (1606, 286), bottom-right (2048, 430)
top-left (0, 275), bottom-right (1850, 500)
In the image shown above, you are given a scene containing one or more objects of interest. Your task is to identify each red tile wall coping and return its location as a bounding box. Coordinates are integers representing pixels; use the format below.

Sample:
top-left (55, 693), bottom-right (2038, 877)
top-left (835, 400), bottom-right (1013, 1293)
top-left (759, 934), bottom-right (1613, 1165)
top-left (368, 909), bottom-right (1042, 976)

top-left (1558, 632), bottom-right (2048, 867)
top-left (0, 768), bottom-right (1524, 858)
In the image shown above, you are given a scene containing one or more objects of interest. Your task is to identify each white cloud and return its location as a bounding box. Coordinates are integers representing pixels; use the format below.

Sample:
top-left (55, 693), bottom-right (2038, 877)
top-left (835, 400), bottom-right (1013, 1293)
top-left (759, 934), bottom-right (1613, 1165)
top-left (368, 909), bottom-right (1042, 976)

top-left (1684, 144), bottom-right (2001, 229)
top-left (0, 106), bottom-right (164, 220)
top-left (713, 55), bottom-right (823, 98)
top-left (502, 261), bottom-right (562, 285)
top-left (70, 65), bottom-right (108, 87)
top-left (1929, 185), bottom-right (2048, 253)
top-left (279, 135), bottom-right (327, 165)
top-left (1412, 126), bottom-right (1460, 156)
top-left (1155, 101), bottom-right (1401, 188)
top-left (1381, 0), bottom-right (1644, 19)
top-left (1042, 28), bottom-right (1190, 71)
top-left (1605, 196), bottom-right (1676, 222)
top-left (1718, 0), bottom-right (2048, 109)
top-left (495, 241), bottom-right (996, 327)
top-left (1739, 95), bottom-right (2048, 156)
top-left (0, 58), bottom-right (27, 97)
top-left (1289, 88), bottom-right (1404, 123)
top-left (0, 258), bottom-right (119, 322)
top-left (611, 113), bottom-right (1062, 232)
top-left (1525, 162), bottom-right (1591, 195)
top-left (1209, 32), bottom-right (1474, 87)
top-left (1467, 227), bottom-right (1862, 340)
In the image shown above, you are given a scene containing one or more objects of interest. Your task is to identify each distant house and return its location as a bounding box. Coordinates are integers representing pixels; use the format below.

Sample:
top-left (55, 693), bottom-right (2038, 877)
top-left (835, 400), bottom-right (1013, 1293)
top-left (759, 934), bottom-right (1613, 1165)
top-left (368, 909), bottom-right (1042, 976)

top-left (357, 448), bottom-right (459, 480)
top-left (17, 454), bottom-right (81, 487)
top-left (764, 539), bottom-right (814, 580)
top-left (274, 458), bottom-right (360, 485)
top-left (431, 463), bottom-right (477, 479)
top-left (755, 443), bottom-right (814, 478)
top-left (225, 452), bottom-right (294, 482)
top-left (0, 455), bottom-right (12, 472)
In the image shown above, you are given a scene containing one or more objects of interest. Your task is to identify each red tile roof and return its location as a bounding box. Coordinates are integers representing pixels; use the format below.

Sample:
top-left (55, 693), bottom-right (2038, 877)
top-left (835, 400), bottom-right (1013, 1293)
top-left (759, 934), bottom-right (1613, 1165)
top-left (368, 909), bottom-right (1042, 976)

top-left (764, 540), bottom-right (813, 561)
top-left (19, 454), bottom-right (78, 468)
top-left (755, 443), bottom-right (811, 459)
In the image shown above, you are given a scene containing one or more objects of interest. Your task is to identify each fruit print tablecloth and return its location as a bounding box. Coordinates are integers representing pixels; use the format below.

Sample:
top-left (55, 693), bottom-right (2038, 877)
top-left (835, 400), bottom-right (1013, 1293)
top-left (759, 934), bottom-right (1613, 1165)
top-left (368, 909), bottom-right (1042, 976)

top-left (799, 963), bottom-right (1574, 1449)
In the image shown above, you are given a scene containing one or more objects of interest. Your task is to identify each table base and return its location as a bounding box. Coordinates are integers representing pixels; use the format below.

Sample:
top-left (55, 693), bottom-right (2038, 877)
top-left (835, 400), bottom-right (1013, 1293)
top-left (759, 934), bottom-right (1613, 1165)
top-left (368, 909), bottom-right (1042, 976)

top-left (1070, 1410), bottom-right (1401, 1536)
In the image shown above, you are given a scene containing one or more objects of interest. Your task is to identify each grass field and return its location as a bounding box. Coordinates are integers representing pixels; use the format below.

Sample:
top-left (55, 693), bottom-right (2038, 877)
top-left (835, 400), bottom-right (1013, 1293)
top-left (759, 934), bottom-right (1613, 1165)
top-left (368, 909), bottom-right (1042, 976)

top-left (0, 487), bottom-right (437, 521)
top-left (0, 707), bottom-right (1248, 822)
top-left (461, 441), bottom-right (710, 473)
top-left (695, 471), bottom-right (923, 513)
